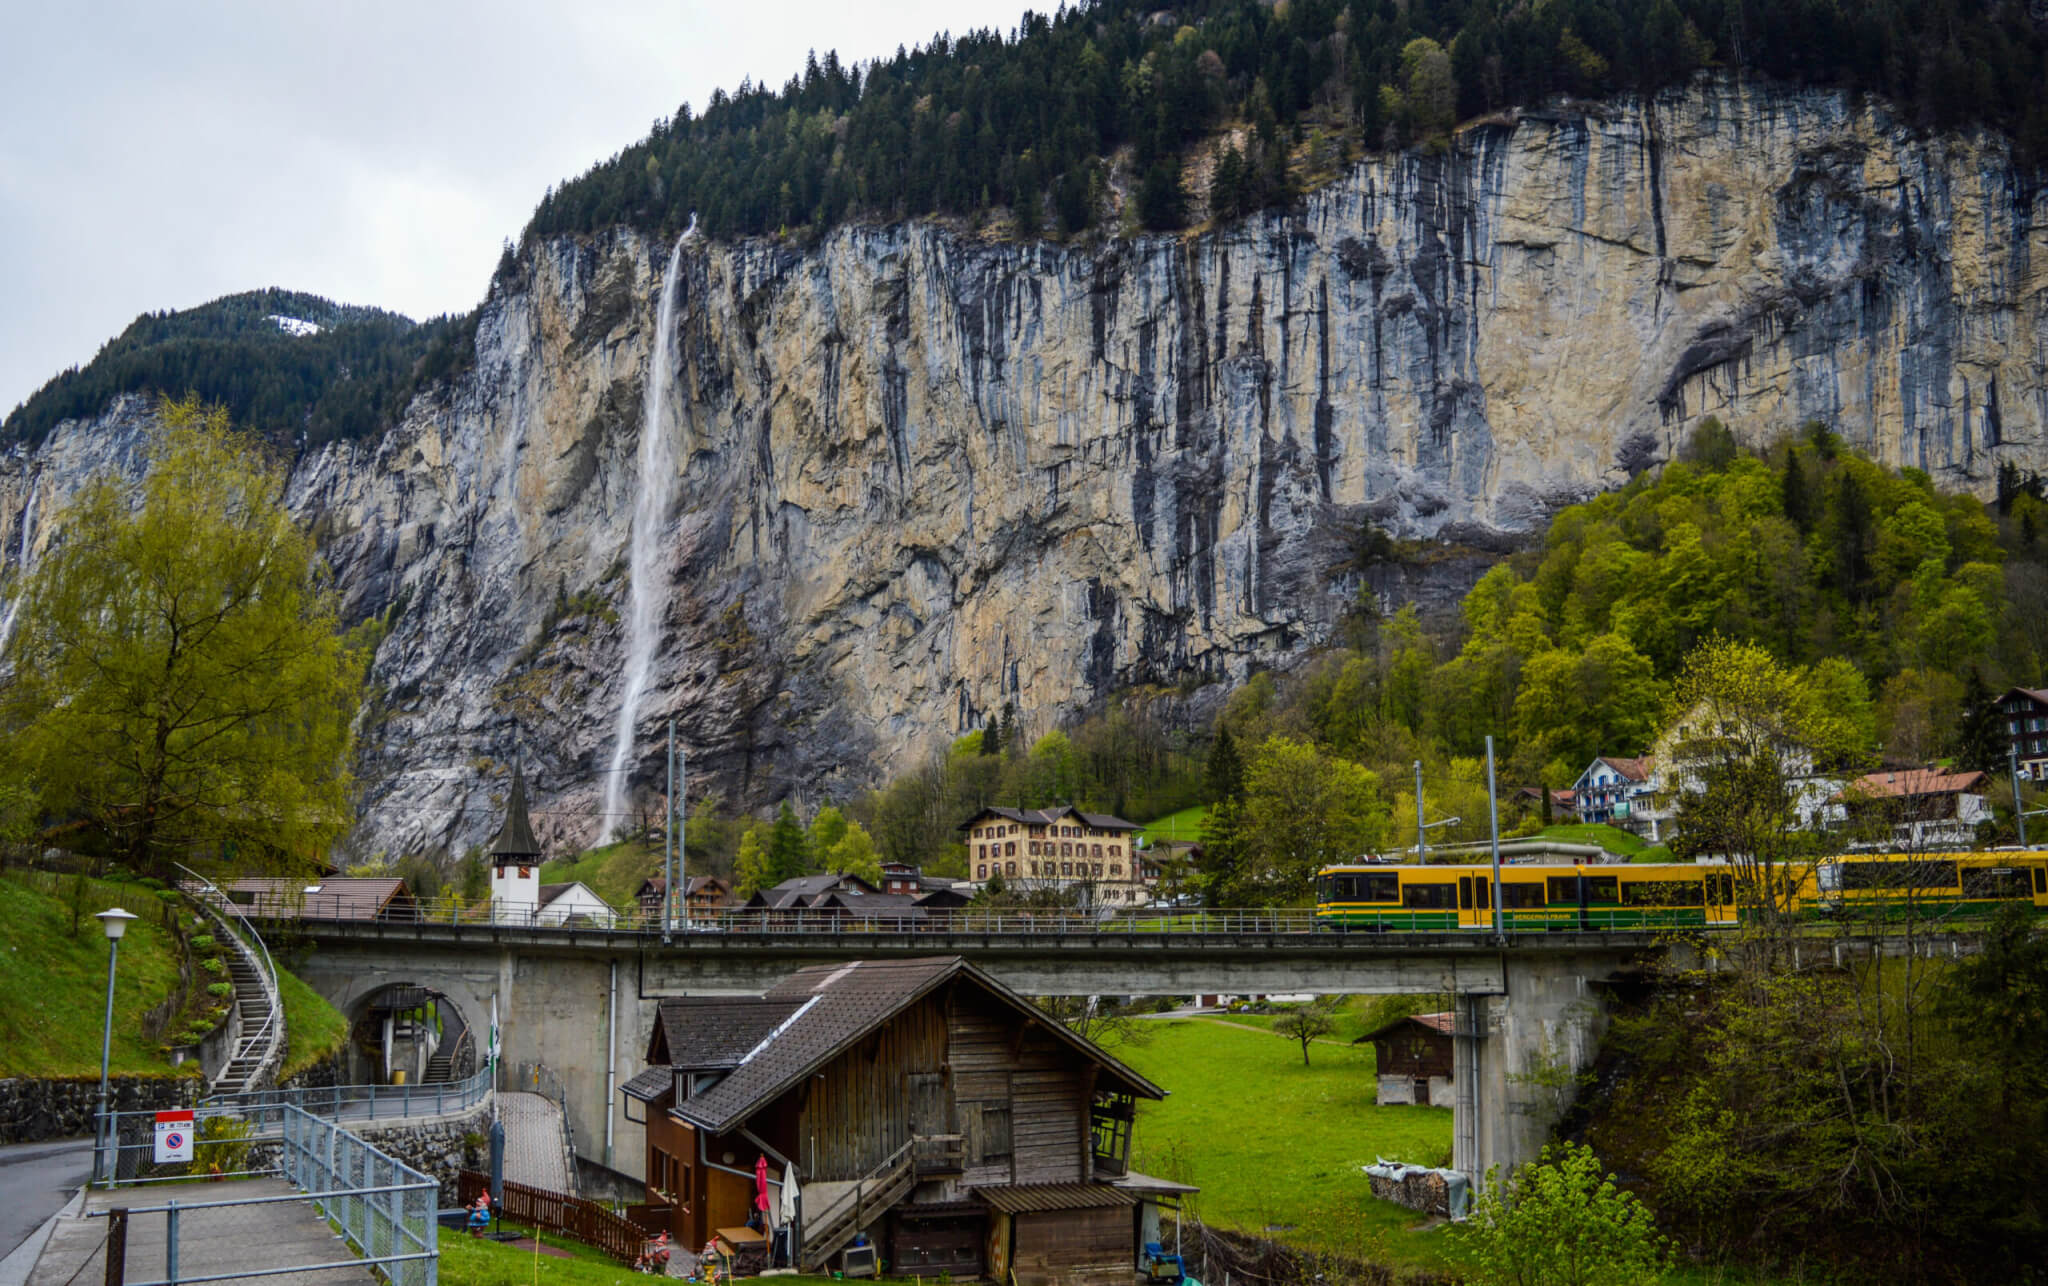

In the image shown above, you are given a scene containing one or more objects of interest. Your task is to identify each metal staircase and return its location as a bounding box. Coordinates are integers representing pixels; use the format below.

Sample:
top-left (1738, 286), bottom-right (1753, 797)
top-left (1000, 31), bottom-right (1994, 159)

top-left (182, 865), bottom-right (286, 1097)
top-left (797, 1141), bottom-right (915, 1272)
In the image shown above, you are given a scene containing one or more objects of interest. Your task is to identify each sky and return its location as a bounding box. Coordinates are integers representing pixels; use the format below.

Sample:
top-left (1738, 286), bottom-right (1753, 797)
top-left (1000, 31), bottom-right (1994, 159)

top-left (0, 0), bottom-right (1037, 418)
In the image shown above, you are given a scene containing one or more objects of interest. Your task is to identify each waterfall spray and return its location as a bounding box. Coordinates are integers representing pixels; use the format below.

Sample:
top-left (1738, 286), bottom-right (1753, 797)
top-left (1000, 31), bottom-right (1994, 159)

top-left (600, 235), bottom-right (690, 836)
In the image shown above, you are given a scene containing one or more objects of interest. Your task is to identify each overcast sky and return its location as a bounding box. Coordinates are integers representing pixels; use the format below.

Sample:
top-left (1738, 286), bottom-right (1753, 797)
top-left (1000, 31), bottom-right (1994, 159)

top-left (0, 0), bottom-right (1036, 417)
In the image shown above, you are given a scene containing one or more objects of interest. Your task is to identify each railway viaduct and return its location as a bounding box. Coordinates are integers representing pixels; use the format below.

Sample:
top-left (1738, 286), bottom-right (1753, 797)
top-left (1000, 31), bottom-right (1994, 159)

top-left (283, 918), bottom-right (1690, 1189)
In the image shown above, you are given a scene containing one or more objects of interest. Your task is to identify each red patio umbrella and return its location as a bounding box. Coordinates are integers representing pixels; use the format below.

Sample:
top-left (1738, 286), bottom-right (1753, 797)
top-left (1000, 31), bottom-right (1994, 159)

top-left (755, 1155), bottom-right (772, 1216)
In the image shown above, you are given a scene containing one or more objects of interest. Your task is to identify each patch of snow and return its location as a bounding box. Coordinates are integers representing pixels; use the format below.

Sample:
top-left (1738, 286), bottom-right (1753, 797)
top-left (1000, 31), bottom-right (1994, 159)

top-left (268, 314), bottom-right (322, 337)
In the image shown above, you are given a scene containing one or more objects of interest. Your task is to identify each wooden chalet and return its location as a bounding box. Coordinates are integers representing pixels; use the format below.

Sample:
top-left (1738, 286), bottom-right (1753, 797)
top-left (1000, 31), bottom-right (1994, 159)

top-left (620, 956), bottom-right (1184, 1285)
top-left (636, 875), bottom-right (735, 920)
top-left (1355, 1012), bottom-right (1456, 1106)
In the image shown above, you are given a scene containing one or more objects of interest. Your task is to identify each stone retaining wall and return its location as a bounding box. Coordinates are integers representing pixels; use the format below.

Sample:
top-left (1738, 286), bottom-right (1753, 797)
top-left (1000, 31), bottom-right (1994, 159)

top-left (353, 1101), bottom-right (492, 1204)
top-left (0, 1074), bottom-right (201, 1144)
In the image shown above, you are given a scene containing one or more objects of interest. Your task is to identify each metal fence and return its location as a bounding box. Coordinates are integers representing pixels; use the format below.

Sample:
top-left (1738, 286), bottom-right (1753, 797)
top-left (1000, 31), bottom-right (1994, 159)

top-left (87, 1106), bottom-right (436, 1286)
top-left (203, 1065), bottom-right (493, 1121)
top-left (283, 1107), bottom-right (438, 1286)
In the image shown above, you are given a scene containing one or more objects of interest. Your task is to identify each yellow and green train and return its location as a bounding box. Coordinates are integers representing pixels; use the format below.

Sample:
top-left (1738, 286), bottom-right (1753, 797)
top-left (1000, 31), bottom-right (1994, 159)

top-left (1312, 852), bottom-right (2048, 932)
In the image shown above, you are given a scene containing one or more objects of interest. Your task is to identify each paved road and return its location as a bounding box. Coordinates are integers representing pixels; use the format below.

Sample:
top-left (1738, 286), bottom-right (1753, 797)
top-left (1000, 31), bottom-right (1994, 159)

top-left (0, 1141), bottom-right (90, 1261)
top-left (497, 1093), bottom-right (574, 1192)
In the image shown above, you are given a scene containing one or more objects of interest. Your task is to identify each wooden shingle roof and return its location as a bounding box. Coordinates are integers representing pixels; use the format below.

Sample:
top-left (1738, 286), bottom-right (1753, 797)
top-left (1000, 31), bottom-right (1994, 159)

top-left (670, 956), bottom-right (1164, 1135)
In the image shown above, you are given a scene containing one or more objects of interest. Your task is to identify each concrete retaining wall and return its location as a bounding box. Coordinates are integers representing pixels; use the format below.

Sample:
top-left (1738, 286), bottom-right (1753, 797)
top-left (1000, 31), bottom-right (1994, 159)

top-left (0, 1074), bottom-right (201, 1143)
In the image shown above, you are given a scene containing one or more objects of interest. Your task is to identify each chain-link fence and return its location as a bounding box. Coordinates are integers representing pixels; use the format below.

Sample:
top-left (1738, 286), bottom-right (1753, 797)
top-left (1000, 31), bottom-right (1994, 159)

top-left (80, 1106), bottom-right (436, 1286)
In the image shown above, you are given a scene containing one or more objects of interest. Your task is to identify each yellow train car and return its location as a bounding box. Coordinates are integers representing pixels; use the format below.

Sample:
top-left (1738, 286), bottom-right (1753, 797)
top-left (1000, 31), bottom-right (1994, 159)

top-left (1314, 862), bottom-right (1741, 932)
top-left (1802, 851), bottom-right (2048, 919)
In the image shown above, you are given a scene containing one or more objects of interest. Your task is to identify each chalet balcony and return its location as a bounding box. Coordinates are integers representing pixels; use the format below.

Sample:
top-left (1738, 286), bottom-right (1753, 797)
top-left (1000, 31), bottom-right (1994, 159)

top-left (912, 1133), bottom-right (965, 1176)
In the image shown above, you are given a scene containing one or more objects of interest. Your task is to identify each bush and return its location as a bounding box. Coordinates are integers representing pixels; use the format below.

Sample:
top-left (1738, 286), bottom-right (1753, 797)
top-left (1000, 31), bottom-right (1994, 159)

top-left (206, 982), bottom-right (233, 998)
top-left (1467, 1142), bottom-right (1669, 1286)
top-left (189, 1114), bottom-right (255, 1178)
top-left (201, 957), bottom-right (224, 975)
top-left (189, 934), bottom-right (215, 950)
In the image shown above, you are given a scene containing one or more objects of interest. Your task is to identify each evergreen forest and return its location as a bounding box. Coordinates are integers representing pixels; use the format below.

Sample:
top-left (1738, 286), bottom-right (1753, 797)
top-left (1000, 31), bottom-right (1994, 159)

top-left (523, 0), bottom-right (2048, 247)
top-left (2, 289), bottom-right (474, 448)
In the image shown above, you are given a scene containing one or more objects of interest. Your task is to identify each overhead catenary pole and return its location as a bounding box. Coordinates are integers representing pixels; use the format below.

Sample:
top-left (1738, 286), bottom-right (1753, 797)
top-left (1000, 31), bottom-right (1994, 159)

top-left (1414, 760), bottom-right (1427, 863)
top-left (1486, 735), bottom-right (1504, 943)
top-left (678, 737), bottom-right (687, 925)
top-left (2016, 745), bottom-right (2031, 850)
top-left (663, 719), bottom-right (676, 942)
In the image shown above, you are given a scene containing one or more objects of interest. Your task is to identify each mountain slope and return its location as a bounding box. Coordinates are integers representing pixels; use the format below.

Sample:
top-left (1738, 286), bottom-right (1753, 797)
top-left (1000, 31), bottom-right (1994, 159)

top-left (3, 78), bottom-right (2046, 861)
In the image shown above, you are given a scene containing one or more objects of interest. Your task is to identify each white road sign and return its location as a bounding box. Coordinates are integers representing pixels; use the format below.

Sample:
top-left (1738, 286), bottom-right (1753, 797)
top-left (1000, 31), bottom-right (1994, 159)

top-left (154, 1109), bottom-right (194, 1164)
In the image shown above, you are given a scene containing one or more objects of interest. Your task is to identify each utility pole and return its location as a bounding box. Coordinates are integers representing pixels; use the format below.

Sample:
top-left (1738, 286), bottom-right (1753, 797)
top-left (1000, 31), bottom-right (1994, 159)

top-left (1414, 760), bottom-right (1427, 863)
top-left (677, 736), bottom-right (687, 925)
top-left (1486, 736), bottom-right (1504, 943)
top-left (2013, 745), bottom-right (2046, 849)
top-left (663, 719), bottom-right (675, 943)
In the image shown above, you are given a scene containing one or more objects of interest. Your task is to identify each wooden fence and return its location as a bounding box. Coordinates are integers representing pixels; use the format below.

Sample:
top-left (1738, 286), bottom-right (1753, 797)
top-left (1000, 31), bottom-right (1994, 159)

top-left (458, 1170), bottom-right (645, 1263)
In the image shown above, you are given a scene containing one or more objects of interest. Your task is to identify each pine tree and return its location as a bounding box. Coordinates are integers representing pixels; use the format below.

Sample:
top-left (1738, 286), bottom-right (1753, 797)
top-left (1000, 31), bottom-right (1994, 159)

top-left (1952, 670), bottom-right (2010, 774)
top-left (1206, 727), bottom-right (1246, 803)
top-left (767, 802), bottom-right (811, 885)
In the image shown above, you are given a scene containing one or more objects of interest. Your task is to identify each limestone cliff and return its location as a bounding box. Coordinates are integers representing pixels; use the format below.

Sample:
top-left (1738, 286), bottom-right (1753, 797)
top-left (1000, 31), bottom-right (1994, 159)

top-left (2, 77), bottom-right (2043, 856)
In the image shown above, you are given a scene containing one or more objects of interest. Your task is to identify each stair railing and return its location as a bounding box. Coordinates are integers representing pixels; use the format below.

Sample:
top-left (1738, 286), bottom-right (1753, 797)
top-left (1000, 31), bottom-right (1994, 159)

top-left (800, 1139), bottom-right (915, 1268)
top-left (178, 863), bottom-right (286, 1094)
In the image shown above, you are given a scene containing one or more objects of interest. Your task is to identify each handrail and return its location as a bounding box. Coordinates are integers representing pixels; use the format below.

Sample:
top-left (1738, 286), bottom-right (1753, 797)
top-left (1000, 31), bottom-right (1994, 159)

top-left (203, 1061), bottom-right (493, 1118)
top-left (178, 862), bottom-right (285, 1094)
top-left (803, 1138), bottom-right (915, 1240)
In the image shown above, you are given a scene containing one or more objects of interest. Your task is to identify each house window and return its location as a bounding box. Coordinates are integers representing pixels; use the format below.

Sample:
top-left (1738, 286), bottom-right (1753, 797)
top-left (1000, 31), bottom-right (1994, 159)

top-left (977, 865), bottom-right (987, 879)
top-left (1093, 844), bottom-right (1103, 858)
top-left (1062, 862), bottom-right (1072, 875)
top-left (1110, 864), bottom-right (1122, 876)
top-left (1061, 842), bottom-right (1073, 856)
top-left (1029, 862), bottom-right (1039, 876)
top-left (1094, 864), bottom-right (1104, 877)
top-left (1005, 841), bottom-right (1016, 856)
top-left (1110, 845), bottom-right (1120, 856)
top-left (1028, 841), bottom-right (1039, 855)
top-left (1006, 861), bottom-right (1017, 876)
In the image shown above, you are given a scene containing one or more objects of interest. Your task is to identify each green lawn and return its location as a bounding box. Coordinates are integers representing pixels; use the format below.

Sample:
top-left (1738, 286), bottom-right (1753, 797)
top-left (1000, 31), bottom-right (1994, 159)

top-left (276, 962), bottom-right (349, 1080)
top-left (1532, 823), bottom-right (1673, 863)
top-left (0, 870), bottom-right (197, 1078)
top-left (1115, 1017), bottom-right (1464, 1274)
top-left (538, 839), bottom-right (661, 911)
top-left (439, 1221), bottom-right (895, 1286)
top-left (1139, 805), bottom-right (1209, 844)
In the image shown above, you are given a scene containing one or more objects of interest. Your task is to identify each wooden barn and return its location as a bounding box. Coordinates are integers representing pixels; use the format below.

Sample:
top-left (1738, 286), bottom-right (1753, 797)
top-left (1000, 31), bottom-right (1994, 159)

top-left (1356, 1012), bottom-right (1456, 1106)
top-left (620, 956), bottom-right (1186, 1285)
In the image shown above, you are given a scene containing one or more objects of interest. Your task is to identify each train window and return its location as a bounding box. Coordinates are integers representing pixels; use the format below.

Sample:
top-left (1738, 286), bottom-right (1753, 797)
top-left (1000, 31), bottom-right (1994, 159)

top-left (1477, 878), bottom-right (1491, 910)
top-left (1362, 874), bottom-right (1398, 902)
top-left (1546, 877), bottom-right (1578, 903)
top-left (1402, 882), bottom-right (1457, 909)
top-left (1584, 876), bottom-right (1619, 902)
top-left (1500, 882), bottom-right (1546, 908)
top-left (2035, 866), bottom-right (2046, 894)
top-left (1961, 868), bottom-right (2032, 900)
top-left (1709, 872), bottom-right (1735, 905)
top-left (1459, 878), bottom-right (1473, 910)
top-left (1840, 860), bottom-right (1959, 891)
top-left (1621, 879), bottom-right (1704, 907)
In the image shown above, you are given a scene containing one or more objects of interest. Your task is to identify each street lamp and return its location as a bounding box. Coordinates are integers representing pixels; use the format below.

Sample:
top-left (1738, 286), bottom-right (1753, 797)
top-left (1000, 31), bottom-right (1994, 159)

top-left (92, 906), bottom-right (137, 1186)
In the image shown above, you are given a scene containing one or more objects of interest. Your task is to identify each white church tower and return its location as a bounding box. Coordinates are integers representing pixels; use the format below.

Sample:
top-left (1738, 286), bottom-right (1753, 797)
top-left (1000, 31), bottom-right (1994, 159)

top-left (488, 764), bottom-right (544, 921)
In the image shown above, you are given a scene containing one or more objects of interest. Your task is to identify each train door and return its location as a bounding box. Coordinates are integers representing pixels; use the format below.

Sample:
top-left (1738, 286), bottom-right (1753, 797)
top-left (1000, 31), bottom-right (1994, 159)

top-left (2033, 861), bottom-right (2047, 912)
top-left (1455, 874), bottom-right (1491, 929)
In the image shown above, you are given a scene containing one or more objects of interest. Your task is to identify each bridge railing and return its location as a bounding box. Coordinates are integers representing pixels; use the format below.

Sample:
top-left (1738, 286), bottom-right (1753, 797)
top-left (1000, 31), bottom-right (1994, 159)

top-left (202, 1064), bottom-right (494, 1120)
top-left (240, 902), bottom-right (1745, 936)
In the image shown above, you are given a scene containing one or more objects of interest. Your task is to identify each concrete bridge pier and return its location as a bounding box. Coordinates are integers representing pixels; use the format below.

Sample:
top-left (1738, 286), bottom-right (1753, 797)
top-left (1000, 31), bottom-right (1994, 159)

top-left (1452, 955), bottom-right (1616, 1186)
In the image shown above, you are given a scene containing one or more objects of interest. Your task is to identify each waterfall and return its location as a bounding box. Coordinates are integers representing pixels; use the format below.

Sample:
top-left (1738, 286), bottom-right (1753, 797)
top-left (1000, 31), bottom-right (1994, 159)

top-left (0, 476), bottom-right (41, 657)
top-left (600, 235), bottom-right (690, 837)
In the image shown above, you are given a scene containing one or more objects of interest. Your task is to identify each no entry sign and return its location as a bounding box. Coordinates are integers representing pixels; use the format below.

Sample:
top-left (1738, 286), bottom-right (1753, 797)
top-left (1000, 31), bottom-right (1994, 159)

top-left (154, 1109), bottom-right (194, 1164)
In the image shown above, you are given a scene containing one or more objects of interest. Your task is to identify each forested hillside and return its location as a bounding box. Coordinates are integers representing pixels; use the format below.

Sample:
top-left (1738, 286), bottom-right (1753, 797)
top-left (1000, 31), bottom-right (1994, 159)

top-left (848, 424), bottom-right (2048, 887)
top-left (525, 0), bottom-right (2048, 245)
top-left (2, 289), bottom-right (473, 447)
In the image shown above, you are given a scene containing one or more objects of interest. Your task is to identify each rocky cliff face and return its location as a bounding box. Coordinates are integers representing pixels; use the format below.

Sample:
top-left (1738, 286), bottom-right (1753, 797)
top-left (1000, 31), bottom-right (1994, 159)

top-left (3, 77), bottom-right (2044, 856)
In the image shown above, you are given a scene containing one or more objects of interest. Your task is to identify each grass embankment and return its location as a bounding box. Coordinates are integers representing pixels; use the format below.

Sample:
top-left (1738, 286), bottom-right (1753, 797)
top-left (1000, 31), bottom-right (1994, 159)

top-left (0, 870), bottom-right (195, 1078)
top-left (1118, 1017), bottom-right (1463, 1275)
top-left (1139, 805), bottom-right (1209, 844)
top-left (537, 839), bottom-right (659, 911)
top-left (1533, 823), bottom-right (1673, 864)
top-left (275, 963), bottom-right (349, 1080)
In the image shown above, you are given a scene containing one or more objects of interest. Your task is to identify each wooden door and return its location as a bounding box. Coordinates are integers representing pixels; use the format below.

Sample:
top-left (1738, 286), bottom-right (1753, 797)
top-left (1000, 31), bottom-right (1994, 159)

top-left (1414, 1078), bottom-right (1431, 1106)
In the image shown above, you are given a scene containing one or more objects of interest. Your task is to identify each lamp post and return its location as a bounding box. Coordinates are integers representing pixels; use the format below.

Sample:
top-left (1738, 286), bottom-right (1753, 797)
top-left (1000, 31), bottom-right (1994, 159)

top-left (92, 907), bottom-right (138, 1187)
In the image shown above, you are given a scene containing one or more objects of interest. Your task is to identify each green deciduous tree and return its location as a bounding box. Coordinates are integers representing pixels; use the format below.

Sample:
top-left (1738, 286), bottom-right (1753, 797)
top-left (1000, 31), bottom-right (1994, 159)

top-left (2, 400), bottom-right (367, 877)
top-left (1273, 996), bottom-right (1338, 1066)
top-left (1468, 1142), bottom-right (1669, 1286)
top-left (1237, 736), bottom-right (1390, 903)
